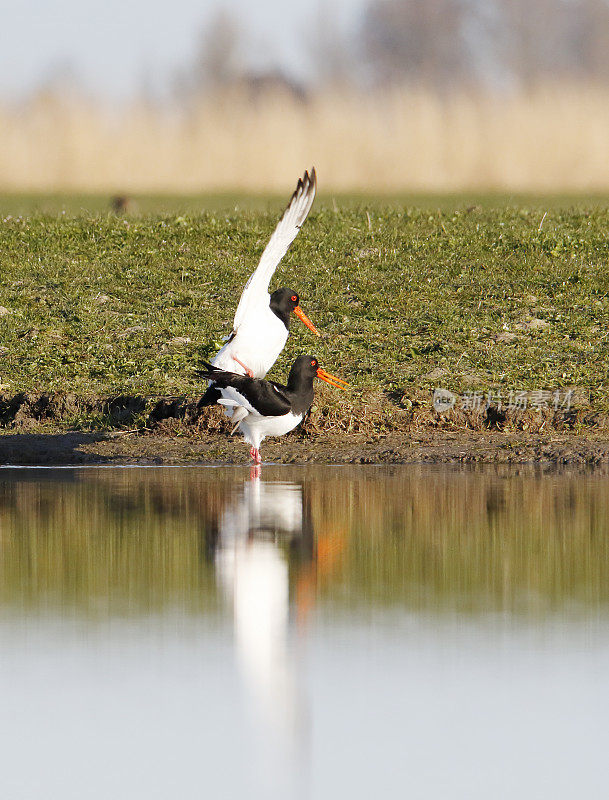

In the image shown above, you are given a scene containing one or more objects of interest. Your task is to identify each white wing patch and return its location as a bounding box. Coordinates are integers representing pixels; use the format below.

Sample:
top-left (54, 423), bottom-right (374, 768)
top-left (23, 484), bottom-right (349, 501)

top-left (232, 168), bottom-right (316, 332)
top-left (218, 386), bottom-right (258, 416)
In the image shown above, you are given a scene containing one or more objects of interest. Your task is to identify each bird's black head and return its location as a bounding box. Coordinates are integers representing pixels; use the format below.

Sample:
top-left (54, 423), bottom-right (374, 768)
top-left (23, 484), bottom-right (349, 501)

top-left (288, 355), bottom-right (319, 383)
top-left (287, 355), bottom-right (348, 391)
top-left (270, 288), bottom-right (300, 329)
top-left (270, 288), bottom-right (320, 335)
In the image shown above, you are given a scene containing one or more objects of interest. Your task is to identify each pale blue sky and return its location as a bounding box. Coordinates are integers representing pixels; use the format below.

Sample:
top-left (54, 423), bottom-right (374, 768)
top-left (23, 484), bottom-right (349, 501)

top-left (1, 0), bottom-right (367, 100)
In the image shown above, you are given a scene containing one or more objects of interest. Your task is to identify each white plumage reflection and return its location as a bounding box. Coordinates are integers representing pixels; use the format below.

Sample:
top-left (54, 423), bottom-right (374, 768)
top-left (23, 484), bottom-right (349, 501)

top-left (213, 477), bottom-right (314, 785)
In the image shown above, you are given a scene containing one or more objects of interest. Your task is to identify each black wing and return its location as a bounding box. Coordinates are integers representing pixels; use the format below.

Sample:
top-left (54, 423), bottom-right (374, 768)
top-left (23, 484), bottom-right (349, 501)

top-left (198, 363), bottom-right (292, 416)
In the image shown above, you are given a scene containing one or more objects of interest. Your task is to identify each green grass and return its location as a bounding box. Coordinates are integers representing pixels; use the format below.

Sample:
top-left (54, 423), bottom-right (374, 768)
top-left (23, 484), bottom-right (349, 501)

top-left (0, 195), bottom-right (608, 425)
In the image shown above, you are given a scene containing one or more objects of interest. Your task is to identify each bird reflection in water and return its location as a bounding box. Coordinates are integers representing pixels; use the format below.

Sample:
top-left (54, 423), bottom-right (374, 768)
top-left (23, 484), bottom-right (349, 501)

top-left (211, 474), bottom-right (316, 789)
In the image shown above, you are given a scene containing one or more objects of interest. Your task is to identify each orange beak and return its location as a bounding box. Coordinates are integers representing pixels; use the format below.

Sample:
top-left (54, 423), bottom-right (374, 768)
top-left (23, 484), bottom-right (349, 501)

top-left (316, 367), bottom-right (349, 389)
top-left (293, 306), bottom-right (320, 336)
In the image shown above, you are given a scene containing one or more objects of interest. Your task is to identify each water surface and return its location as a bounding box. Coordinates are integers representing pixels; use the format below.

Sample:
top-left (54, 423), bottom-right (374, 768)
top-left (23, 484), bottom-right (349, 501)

top-left (0, 465), bottom-right (607, 799)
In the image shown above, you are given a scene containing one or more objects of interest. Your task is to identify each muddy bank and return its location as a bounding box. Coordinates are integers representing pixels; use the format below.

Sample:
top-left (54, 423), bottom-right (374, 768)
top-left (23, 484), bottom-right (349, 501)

top-left (1, 429), bottom-right (609, 467)
top-left (0, 391), bottom-right (608, 466)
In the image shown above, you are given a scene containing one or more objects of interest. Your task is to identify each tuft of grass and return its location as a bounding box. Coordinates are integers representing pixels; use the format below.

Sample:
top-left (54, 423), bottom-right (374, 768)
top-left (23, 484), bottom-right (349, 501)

top-left (0, 198), bottom-right (608, 431)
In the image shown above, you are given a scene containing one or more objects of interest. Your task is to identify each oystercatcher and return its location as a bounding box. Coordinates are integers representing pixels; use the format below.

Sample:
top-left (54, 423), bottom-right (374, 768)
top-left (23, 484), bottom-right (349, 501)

top-left (200, 169), bottom-right (319, 409)
top-left (199, 355), bottom-right (347, 464)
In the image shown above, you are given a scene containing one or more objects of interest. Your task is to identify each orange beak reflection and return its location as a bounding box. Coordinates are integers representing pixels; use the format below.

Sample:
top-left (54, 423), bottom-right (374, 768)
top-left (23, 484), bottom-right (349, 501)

top-left (316, 367), bottom-right (349, 389)
top-left (293, 306), bottom-right (320, 336)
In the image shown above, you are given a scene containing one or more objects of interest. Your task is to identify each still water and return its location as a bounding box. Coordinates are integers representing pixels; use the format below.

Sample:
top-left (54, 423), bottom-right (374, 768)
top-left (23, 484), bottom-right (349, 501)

top-left (0, 465), bottom-right (608, 799)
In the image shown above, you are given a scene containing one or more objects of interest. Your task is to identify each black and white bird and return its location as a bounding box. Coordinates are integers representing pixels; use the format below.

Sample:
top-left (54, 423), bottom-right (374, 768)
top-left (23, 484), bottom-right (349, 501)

top-left (200, 169), bottom-right (319, 409)
top-left (199, 355), bottom-right (347, 464)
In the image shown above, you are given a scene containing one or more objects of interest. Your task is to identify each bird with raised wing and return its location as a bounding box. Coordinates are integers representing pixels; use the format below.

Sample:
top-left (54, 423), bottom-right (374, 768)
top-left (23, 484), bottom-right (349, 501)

top-left (199, 355), bottom-right (348, 465)
top-left (200, 169), bottom-right (319, 409)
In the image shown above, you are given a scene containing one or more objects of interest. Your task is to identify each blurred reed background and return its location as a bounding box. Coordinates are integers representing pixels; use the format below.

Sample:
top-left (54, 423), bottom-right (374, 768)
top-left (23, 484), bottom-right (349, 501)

top-left (3, 85), bottom-right (609, 193)
top-left (4, 0), bottom-right (609, 194)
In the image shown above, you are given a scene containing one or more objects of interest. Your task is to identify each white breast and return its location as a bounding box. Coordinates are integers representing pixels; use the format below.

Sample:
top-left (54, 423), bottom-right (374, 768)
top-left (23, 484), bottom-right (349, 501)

top-left (212, 305), bottom-right (288, 379)
top-left (239, 411), bottom-right (303, 449)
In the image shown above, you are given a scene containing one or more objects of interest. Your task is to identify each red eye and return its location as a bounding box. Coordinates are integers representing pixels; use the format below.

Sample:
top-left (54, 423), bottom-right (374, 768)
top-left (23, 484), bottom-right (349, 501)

top-left (291, 295), bottom-right (297, 302)
top-left (311, 360), bottom-right (316, 366)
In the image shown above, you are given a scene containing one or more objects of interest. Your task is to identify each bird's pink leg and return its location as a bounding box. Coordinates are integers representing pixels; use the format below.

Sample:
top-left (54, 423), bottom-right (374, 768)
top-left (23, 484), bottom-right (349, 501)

top-left (249, 446), bottom-right (262, 465)
top-left (232, 354), bottom-right (254, 378)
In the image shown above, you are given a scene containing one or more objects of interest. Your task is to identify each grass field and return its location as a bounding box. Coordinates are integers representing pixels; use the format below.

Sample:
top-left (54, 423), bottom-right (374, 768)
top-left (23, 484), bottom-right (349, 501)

top-left (0, 194), bottom-right (608, 433)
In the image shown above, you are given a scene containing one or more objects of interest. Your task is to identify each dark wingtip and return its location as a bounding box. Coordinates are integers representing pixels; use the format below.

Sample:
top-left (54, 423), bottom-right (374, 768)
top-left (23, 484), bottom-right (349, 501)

top-left (280, 168), bottom-right (317, 222)
top-left (303, 167), bottom-right (316, 200)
